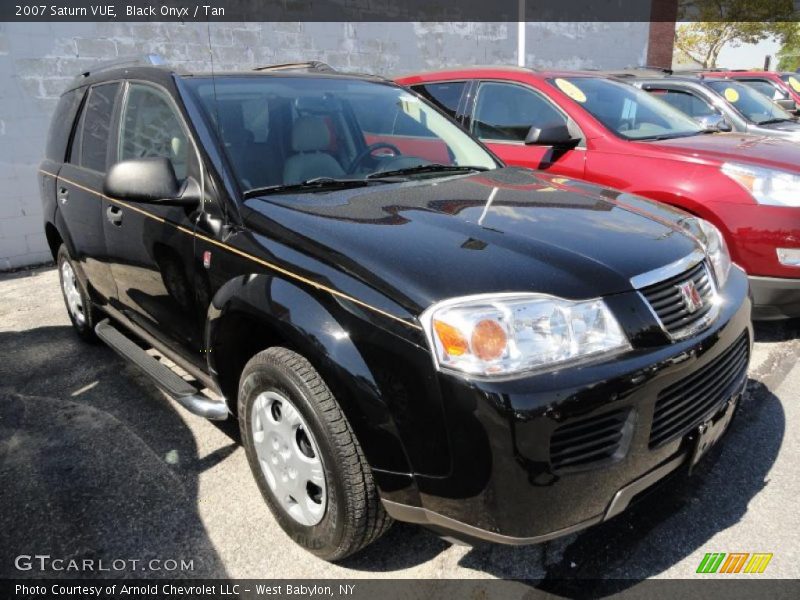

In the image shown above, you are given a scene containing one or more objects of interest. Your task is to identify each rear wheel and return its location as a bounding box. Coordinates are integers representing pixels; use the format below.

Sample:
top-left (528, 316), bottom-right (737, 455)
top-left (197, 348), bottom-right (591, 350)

top-left (238, 347), bottom-right (391, 560)
top-left (57, 245), bottom-right (97, 341)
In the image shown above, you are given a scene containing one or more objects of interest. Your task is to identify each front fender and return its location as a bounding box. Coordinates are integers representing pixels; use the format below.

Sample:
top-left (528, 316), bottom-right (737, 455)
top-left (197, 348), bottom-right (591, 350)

top-left (206, 273), bottom-right (422, 486)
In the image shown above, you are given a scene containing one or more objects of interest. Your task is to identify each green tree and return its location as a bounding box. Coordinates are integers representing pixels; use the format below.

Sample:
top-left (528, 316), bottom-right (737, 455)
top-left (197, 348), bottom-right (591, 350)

top-left (675, 0), bottom-right (797, 69)
top-left (777, 24), bottom-right (800, 70)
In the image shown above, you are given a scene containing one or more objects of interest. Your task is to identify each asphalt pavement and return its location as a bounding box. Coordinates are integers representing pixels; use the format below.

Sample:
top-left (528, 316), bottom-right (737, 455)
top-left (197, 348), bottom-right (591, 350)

top-left (1, 266), bottom-right (799, 589)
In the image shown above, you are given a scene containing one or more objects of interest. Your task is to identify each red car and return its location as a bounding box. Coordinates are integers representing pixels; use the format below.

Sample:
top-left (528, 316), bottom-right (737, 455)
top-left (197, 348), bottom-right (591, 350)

top-left (701, 70), bottom-right (800, 113)
top-left (395, 68), bottom-right (800, 319)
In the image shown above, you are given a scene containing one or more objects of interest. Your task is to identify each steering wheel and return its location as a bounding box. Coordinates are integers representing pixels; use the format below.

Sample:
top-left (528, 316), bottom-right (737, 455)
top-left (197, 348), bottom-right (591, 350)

top-left (348, 142), bottom-right (402, 173)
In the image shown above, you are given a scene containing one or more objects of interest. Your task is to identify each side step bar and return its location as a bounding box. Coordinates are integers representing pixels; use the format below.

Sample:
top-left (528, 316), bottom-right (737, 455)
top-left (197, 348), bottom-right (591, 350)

top-left (95, 319), bottom-right (229, 420)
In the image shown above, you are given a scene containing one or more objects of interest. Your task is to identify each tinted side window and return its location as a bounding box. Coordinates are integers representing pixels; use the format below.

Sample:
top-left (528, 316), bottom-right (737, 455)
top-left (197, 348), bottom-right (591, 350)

top-left (414, 82), bottom-right (466, 119)
top-left (119, 84), bottom-right (190, 180)
top-left (650, 89), bottom-right (717, 118)
top-left (76, 83), bottom-right (120, 171)
top-left (46, 89), bottom-right (84, 162)
top-left (473, 82), bottom-right (566, 141)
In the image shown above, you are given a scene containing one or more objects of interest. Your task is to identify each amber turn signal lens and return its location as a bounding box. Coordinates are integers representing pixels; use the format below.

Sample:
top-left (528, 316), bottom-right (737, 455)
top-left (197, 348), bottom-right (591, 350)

top-left (433, 319), bottom-right (469, 356)
top-left (471, 319), bottom-right (507, 361)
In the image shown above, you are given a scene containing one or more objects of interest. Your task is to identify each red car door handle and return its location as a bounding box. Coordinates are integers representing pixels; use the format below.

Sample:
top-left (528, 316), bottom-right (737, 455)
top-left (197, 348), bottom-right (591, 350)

top-left (106, 205), bottom-right (123, 226)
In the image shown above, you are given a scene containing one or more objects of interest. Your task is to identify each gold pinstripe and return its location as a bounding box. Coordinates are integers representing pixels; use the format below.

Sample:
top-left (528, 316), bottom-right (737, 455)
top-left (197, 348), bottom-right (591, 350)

top-left (40, 169), bottom-right (422, 331)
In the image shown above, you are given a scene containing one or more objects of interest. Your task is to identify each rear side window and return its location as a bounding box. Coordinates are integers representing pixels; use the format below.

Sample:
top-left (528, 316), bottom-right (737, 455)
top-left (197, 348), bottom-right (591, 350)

top-left (46, 89), bottom-right (84, 161)
top-left (413, 82), bottom-right (466, 119)
top-left (119, 84), bottom-right (190, 180)
top-left (472, 82), bottom-right (566, 141)
top-left (74, 83), bottom-right (120, 171)
top-left (649, 88), bottom-right (717, 118)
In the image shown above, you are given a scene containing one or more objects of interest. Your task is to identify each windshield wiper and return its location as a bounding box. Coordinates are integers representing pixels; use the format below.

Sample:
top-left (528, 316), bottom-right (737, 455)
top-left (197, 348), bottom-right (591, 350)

top-left (366, 164), bottom-right (489, 179)
top-left (637, 131), bottom-right (705, 141)
top-left (242, 176), bottom-right (397, 198)
top-left (757, 117), bottom-right (796, 125)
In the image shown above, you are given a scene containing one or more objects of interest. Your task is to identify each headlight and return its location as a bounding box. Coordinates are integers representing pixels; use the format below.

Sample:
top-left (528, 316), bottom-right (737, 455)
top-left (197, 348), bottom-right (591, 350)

top-left (722, 162), bottom-right (800, 207)
top-left (679, 217), bottom-right (732, 288)
top-left (420, 293), bottom-right (630, 377)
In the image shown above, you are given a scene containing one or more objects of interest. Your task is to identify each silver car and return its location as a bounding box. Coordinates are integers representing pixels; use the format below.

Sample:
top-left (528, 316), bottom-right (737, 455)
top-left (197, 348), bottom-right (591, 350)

top-left (604, 70), bottom-right (800, 141)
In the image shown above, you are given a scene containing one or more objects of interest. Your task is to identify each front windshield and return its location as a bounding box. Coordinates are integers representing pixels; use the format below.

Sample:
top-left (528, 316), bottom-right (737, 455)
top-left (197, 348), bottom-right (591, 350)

top-left (741, 79), bottom-right (788, 101)
top-left (705, 80), bottom-right (794, 124)
top-left (183, 76), bottom-right (497, 192)
top-left (780, 73), bottom-right (800, 94)
top-left (549, 77), bottom-right (704, 140)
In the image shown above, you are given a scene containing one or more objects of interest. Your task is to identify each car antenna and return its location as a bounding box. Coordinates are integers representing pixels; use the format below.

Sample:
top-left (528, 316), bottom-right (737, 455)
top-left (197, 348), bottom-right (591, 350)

top-left (477, 187), bottom-right (499, 226)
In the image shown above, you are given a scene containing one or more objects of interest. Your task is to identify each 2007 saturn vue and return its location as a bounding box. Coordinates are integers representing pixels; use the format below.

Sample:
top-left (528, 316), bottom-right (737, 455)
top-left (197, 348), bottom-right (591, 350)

top-left (39, 59), bottom-right (752, 559)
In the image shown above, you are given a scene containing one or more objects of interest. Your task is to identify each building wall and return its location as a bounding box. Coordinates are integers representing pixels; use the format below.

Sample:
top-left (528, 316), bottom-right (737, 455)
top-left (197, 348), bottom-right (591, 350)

top-left (647, 21), bottom-right (677, 69)
top-left (524, 22), bottom-right (650, 70)
top-left (0, 21), bottom-right (650, 269)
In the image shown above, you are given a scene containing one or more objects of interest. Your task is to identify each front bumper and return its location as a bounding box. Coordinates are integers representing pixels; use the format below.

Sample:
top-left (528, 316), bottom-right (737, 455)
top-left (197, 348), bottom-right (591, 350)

top-left (382, 267), bottom-right (752, 544)
top-left (749, 275), bottom-right (800, 320)
top-left (711, 202), bottom-right (799, 281)
top-left (384, 450), bottom-right (691, 545)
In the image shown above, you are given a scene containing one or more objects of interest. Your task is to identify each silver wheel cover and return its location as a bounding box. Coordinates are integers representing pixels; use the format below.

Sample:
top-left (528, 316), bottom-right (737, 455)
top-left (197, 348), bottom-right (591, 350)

top-left (60, 261), bottom-right (85, 326)
top-left (251, 390), bottom-right (327, 526)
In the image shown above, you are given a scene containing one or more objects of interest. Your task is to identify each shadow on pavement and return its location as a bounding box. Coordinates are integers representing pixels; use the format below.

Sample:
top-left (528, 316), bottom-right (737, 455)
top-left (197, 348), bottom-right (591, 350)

top-left (0, 325), bottom-right (231, 578)
top-left (753, 318), bottom-right (800, 343)
top-left (338, 523), bottom-right (450, 572)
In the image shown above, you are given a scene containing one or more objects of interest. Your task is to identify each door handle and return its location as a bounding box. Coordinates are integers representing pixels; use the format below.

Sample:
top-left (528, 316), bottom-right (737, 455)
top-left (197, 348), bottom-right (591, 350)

top-left (58, 186), bottom-right (69, 205)
top-left (106, 205), bottom-right (123, 227)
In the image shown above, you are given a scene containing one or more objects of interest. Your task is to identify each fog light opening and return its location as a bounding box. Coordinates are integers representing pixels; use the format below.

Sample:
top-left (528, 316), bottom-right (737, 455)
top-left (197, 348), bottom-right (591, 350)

top-left (777, 248), bottom-right (800, 267)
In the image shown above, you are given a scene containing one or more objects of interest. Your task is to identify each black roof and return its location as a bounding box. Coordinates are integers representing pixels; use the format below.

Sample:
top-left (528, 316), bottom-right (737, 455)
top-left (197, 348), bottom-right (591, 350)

top-left (66, 64), bottom-right (177, 92)
top-left (66, 55), bottom-right (385, 93)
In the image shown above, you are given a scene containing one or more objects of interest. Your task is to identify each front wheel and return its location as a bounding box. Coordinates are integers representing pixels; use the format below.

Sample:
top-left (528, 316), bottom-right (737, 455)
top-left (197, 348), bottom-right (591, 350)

top-left (238, 347), bottom-right (391, 560)
top-left (57, 244), bottom-right (97, 341)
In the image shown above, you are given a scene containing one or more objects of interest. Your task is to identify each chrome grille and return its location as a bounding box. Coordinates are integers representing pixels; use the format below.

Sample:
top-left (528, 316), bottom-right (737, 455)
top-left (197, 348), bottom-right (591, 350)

top-left (550, 408), bottom-right (632, 472)
top-left (640, 260), bottom-right (715, 337)
top-left (649, 332), bottom-right (749, 448)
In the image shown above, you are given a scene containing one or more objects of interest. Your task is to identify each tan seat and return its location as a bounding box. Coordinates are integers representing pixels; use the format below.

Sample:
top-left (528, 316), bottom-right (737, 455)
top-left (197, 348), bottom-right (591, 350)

top-left (283, 116), bottom-right (344, 184)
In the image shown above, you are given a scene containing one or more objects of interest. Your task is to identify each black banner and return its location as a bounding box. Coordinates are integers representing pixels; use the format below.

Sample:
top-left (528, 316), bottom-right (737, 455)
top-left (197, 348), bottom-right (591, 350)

top-left (1, 0), bottom-right (798, 23)
top-left (3, 579), bottom-right (800, 600)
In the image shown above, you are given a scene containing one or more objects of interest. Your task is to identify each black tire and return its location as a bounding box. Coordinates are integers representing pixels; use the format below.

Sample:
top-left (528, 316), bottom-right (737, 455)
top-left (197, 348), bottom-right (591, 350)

top-left (238, 347), bottom-right (392, 560)
top-left (56, 244), bottom-right (97, 341)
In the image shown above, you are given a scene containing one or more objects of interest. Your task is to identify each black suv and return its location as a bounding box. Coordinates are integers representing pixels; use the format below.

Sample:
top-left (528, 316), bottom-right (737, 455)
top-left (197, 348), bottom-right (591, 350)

top-left (40, 57), bottom-right (752, 560)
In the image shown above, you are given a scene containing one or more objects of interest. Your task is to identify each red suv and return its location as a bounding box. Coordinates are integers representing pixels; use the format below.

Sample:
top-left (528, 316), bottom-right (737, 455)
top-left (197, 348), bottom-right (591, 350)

top-left (396, 68), bottom-right (800, 319)
top-left (701, 70), bottom-right (800, 113)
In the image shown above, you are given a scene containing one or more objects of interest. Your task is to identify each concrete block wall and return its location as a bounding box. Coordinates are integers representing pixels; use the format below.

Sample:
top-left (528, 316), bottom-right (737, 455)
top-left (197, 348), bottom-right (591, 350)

top-left (0, 21), bottom-right (650, 269)
top-left (524, 22), bottom-right (649, 69)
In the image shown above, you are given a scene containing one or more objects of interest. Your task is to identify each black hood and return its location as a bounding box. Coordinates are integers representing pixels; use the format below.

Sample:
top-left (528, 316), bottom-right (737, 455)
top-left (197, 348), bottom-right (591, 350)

top-left (243, 168), bottom-right (702, 313)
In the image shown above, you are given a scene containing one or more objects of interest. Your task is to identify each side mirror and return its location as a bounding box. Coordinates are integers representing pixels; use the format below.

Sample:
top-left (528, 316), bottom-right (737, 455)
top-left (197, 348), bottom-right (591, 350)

top-left (695, 114), bottom-right (732, 132)
top-left (775, 98), bottom-right (798, 113)
top-left (717, 119), bottom-right (733, 132)
top-left (524, 123), bottom-right (580, 147)
top-left (103, 157), bottom-right (199, 206)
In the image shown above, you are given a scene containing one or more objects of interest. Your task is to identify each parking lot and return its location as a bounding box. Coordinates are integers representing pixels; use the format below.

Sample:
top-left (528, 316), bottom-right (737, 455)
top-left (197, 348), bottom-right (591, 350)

top-left (1, 265), bottom-right (799, 586)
